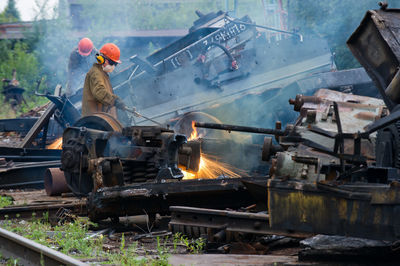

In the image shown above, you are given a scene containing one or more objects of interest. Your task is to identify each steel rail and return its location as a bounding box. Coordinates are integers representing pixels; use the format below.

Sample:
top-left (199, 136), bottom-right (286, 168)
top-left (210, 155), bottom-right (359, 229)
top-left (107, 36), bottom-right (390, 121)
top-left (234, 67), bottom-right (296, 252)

top-left (0, 202), bottom-right (87, 220)
top-left (0, 227), bottom-right (87, 266)
top-left (169, 206), bottom-right (313, 239)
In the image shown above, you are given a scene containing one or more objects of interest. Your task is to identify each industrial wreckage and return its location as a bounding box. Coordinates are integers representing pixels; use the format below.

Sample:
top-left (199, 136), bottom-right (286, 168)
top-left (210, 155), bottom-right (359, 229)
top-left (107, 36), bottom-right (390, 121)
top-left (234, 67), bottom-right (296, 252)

top-left (1, 4), bottom-right (400, 263)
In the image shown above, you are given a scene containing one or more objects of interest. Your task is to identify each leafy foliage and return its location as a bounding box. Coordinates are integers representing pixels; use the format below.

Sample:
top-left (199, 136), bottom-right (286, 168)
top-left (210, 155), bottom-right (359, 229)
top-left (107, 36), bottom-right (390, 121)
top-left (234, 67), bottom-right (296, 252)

top-left (173, 232), bottom-right (205, 254)
top-left (287, 0), bottom-right (400, 69)
top-left (0, 0), bottom-right (20, 23)
top-left (0, 196), bottom-right (13, 208)
top-left (0, 40), bottom-right (48, 115)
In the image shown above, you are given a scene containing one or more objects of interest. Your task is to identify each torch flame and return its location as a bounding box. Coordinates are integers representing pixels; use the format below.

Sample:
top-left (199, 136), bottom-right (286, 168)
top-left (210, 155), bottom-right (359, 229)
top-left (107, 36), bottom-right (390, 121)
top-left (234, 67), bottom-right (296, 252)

top-left (188, 121), bottom-right (197, 141)
top-left (47, 137), bottom-right (62, 150)
top-left (182, 121), bottom-right (243, 179)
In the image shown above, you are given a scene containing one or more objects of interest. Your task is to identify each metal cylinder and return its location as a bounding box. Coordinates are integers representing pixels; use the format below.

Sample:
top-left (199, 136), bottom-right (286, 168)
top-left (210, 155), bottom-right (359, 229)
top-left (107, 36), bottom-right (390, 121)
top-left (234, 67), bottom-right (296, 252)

top-left (44, 168), bottom-right (70, 196)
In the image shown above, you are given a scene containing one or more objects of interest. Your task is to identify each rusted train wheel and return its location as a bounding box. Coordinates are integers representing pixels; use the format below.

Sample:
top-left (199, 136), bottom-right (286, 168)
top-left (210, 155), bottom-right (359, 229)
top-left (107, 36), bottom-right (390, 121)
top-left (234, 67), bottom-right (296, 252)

top-left (62, 112), bottom-right (123, 196)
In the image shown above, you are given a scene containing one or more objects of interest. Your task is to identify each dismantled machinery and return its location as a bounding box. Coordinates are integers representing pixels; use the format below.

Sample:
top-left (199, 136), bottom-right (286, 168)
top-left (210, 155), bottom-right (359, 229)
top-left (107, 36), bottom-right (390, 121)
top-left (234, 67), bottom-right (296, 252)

top-left (59, 113), bottom-right (267, 221)
top-left (0, 86), bottom-right (80, 189)
top-left (61, 113), bottom-right (201, 196)
top-left (108, 10), bottom-right (332, 125)
top-left (171, 4), bottom-right (400, 242)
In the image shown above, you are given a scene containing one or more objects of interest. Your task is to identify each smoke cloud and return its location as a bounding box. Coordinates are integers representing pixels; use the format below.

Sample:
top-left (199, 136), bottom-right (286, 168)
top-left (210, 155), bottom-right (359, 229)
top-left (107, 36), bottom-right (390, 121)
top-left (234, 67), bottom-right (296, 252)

top-left (29, 0), bottom-right (398, 175)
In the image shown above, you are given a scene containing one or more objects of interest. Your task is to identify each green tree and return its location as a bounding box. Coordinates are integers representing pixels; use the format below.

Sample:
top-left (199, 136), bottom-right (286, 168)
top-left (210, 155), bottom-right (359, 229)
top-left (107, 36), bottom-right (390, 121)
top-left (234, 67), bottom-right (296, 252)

top-left (0, 40), bottom-right (47, 116)
top-left (0, 0), bottom-right (21, 23)
top-left (287, 0), bottom-right (400, 69)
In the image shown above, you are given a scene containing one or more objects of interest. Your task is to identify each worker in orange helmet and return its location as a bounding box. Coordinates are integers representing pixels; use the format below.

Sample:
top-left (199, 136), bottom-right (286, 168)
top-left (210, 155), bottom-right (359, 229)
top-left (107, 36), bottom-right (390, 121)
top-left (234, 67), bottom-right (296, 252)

top-left (81, 43), bottom-right (126, 119)
top-left (66, 37), bottom-right (97, 95)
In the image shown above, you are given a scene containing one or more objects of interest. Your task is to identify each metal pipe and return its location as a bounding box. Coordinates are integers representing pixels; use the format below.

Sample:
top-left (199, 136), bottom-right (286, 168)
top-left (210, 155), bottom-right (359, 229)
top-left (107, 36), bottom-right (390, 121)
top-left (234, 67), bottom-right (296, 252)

top-left (44, 168), bottom-right (70, 196)
top-left (194, 122), bottom-right (286, 136)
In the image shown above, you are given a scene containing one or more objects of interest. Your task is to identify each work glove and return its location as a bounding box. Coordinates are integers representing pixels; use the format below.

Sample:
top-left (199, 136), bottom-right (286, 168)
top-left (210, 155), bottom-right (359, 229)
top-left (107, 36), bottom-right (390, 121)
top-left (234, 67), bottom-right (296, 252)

top-left (114, 97), bottom-right (127, 110)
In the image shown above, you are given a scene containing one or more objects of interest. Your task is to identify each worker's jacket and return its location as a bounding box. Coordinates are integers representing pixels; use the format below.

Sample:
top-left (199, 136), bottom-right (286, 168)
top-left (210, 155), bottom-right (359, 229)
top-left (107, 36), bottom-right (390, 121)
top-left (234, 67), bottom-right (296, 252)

top-left (82, 63), bottom-right (118, 118)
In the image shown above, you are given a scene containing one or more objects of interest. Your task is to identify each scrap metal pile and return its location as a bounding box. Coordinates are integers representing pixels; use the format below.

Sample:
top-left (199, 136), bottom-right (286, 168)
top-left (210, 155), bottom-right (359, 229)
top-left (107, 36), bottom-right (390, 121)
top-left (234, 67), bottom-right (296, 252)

top-left (2, 3), bottom-right (400, 263)
top-left (169, 4), bottom-right (400, 256)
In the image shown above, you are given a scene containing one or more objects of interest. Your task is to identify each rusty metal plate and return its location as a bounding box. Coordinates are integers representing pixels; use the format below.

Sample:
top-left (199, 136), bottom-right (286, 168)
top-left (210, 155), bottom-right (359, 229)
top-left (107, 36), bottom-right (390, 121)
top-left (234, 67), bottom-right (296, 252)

top-left (267, 179), bottom-right (400, 241)
top-left (347, 8), bottom-right (400, 106)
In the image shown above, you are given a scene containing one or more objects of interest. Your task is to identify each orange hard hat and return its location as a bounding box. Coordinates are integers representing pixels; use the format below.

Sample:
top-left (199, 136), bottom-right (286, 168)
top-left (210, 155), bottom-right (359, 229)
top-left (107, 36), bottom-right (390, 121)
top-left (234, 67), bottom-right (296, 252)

top-left (78, 38), bottom-right (93, 56)
top-left (100, 43), bottom-right (121, 64)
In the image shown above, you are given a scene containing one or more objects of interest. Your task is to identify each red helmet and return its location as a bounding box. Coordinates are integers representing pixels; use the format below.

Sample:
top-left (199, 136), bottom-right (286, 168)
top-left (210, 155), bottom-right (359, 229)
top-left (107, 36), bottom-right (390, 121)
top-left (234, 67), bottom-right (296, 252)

top-left (100, 43), bottom-right (121, 63)
top-left (78, 38), bottom-right (93, 56)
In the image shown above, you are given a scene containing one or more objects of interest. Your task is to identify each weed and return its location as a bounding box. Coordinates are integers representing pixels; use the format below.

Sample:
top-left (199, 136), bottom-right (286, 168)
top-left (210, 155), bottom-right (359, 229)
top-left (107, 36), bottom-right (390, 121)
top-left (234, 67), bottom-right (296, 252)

top-left (173, 232), bottom-right (205, 254)
top-left (154, 236), bottom-right (170, 265)
top-left (0, 251), bottom-right (20, 266)
top-left (0, 196), bottom-right (13, 208)
top-left (1, 212), bottom-right (103, 258)
top-left (108, 238), bottom-right (147, 266)
top-left (190, 237), bottom-right (205, 254)
top-left (53, 216), bottom-right (100, 257)
top-left (173, 233), bottom-right (181, 251)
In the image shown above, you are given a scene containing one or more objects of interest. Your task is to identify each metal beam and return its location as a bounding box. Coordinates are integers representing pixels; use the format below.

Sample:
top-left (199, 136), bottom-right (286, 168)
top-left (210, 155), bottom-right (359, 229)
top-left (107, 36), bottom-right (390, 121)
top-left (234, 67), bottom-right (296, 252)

top-left (18, 103), bottom-right (57, 148)
top-left (169, 206), bottom-right (313, 239)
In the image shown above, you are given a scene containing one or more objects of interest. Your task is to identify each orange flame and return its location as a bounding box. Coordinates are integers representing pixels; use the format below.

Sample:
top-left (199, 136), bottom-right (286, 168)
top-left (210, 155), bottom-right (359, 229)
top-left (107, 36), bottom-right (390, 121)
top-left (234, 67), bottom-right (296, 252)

top-left (188, 121), bottom-right (198, 141)
top-left (183, 121), bottom-right (243, 179)
top-left (47, 137), bottom-right (62, 150)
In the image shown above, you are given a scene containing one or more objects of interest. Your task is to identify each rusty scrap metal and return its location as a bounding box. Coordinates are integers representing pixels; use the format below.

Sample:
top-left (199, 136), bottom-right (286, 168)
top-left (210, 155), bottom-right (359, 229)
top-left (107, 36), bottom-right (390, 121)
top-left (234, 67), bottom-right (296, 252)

top-left (298, 234), bottom-right (400, 262)
top-left (267, 179), bottom-right (400, 241)
top-left (44, 168), bottom-right (70, 196)
top-left (274, 88), bottom-right (388, 181)
top-left (262, 137), bottom-right (283, 162)
top-left (19, 85), bottom-right (80, 148)
top-left (347, 6), bottom-right (400, 110)
top-left (0, 202), bottom-right (86, 220)
top-left (18, 101), bottom-right (57, 148)
top-left (87, 177), bottom-right (266, 221)
top-left (0, 160), bottom-right (61, 189)
top-left (0, 146), bottom-right (61, 189)
top-left (347, 4), bottom-right (400, 170)
top-left (169, 205), bottom-right (312, 240)
top-left (61, 114), bottom-right (201, 196)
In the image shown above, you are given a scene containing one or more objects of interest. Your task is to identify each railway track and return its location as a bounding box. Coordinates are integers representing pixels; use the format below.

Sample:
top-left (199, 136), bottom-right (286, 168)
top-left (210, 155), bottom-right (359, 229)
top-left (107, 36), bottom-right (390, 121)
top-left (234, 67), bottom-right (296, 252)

top-left (0, 227), bottom-right (86, 265)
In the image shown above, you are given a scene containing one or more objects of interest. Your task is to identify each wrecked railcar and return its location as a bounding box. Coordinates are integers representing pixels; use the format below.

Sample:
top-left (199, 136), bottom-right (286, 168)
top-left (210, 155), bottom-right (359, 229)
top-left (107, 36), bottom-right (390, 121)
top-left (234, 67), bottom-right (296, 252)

top-left (108, 10), bottom-right (333, 126)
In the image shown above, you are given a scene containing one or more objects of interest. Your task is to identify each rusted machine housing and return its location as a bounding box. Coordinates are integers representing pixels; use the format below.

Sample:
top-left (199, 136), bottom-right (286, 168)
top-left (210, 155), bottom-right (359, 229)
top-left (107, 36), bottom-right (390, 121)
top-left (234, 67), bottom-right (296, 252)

top-left (347, 5), bottom-right (400, 110)
top-left (60, 114), bottom-right (200, 196)
top-left (347, 5), bottom-right (400, 168)
top-left (266, 89), bottom-right (386, 181)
